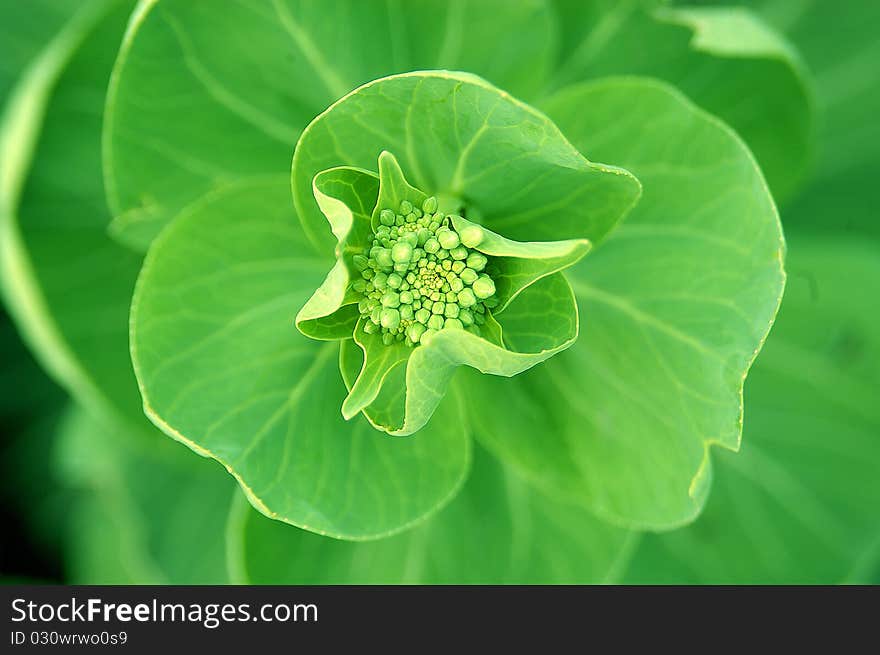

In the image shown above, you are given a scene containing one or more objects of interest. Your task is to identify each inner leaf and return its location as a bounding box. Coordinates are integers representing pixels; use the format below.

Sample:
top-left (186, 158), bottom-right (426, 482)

top-left (297, 150), bottom-right (591, 436)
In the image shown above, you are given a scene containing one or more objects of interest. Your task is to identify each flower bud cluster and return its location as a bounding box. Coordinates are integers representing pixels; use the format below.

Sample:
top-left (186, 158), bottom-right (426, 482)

top-left (352, 197), bottom-right (498, 345)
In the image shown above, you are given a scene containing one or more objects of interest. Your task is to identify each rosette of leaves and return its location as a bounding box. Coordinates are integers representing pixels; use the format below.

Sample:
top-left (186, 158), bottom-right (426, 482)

top-left (127, 71), bottom-right (640, 538)
top-left (296, 150), bottom-right (595, 435)
top-left (3, 0), bottom-right (795, 546)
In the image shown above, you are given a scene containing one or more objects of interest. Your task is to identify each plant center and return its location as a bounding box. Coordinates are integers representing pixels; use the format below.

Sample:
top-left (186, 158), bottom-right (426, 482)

top-left (351, 196), bottom-right (498, 346)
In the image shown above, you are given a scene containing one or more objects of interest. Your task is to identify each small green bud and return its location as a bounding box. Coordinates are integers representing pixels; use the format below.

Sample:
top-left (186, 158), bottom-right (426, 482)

top-left (352, 279), bottom-right (367, 293)
top-left (417, 228), bottom-right (431, 246)
top-left (363, 320), bottom-right (378, 334)
top-left (437, 229), bottom-right (460, 250)
top-left (381, 291), bottom-right (400, 308)
top-left (423, 197), bottom-right (438, 214)
top-left (459, 308), bottom-right (474, 326)
top-left (387, 273), bottom-right (402, 289)
top-left (427, 314), bottom-right (444, 330)
top-left (407, 322), bottom-right (426, 343)
top-left (472, 275), bottom-right (496, 299)
top-left (444, 318), bottom-right (463, 330)
top-left (373, 272), bottom-right (388, 289)
top-left (382, 332), bottom-right (395, 346)
top-left (395, 216), bottom-right (404, 226)
top-left (376, 225), bottom-right (390, 237)
top-left (458, 288), bottom-right (477, 307)
top-left (445, 303), bottom-right (459, 319)
top-left (436, 248), bottom-right (450, 260)
top-left (450, 278), bottom-right (464, 293)
top-left (391, 242), bottom-right (412, 263)
top-left (432, 301), bottom-right (445, 315)
top-left (406, 212), bottom-right (417, 223)
top-left (450, 246), bottom-right (468, 261)
top-left (380, 209), bottom-right (395, 226)
top-left (460, 267), bottom-right (478, 285)
top-left (424, 237), bottom-right (440, 254)
top-left (460, 225), bottom-right (484, 248)
top-left (445, 291), bottom-right (456, 302)
top-left (375, 248), bottom-right (394, 269)
top-left (399, 290), bottom-right (413, 305)
top-left (380, 308), bottom-right (400, 330)
top-left (451, 260), bottom-right (465, 274)
top-left (466, 252), bottom-right (487, 271)
top-left (370, 307), bottom-right (381, 324)
top-left (353, 255), bottom-right (369, 271)
top-left (399, 200), bottom-right (413, 214)
top-left (400, 304), bottom-right (414, 321)
top-left (415, 308), bottom-right (431, 324)
top-left (422, 300), bottom-right (433, 312)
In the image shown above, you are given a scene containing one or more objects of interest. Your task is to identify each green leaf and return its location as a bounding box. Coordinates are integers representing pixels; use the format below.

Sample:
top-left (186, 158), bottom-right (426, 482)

top-left (0, 0), bottom-right (144, 423)
top-left (622, 237), bottom-right (880, 583)
top-left (550, 0), bottom-right (814, 202)
top-left (56, 405), bottom-right (234, 584)
top-left (103, 0), bottom-right (557, 250)
top-left (294, 166), bottom-right (378, 340)
top-left (340, 274), bottom-right (580, 436)
top-left (466, 78), bottom-right (784, 529)
top-left (297, 149), bottom-right (593, 435)
top-left (233, 446), bottom-right (636, 584)
top-left (292, 71), bottom-right (640, 255)
top-left (130, 179), bottom-right (471, 538)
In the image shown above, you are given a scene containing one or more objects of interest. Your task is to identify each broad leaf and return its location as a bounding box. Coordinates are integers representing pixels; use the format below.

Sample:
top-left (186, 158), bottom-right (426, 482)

top-left (103, 0), bottom-right (557, 250)
top-left (550, 0), bottom-right (814, 201)
top-left (130, 179), bottom-right (471, 538)
top-left (57, 411), bottom-right (634, 584)
top-left (292, 71), bottom-right (640, 255)
top-left (234, 446), bottom-right (635, 584)
top-left (0, 0), bottom-right (143, 422)
top-left (622, 238), bottom-right (880, 583)
top-left (465, 78), bottom-right (784, 529)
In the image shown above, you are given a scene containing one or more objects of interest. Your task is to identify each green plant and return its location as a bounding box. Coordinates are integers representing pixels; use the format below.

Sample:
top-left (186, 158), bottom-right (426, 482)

top-left (2, 0), bottom-right (877, 584)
